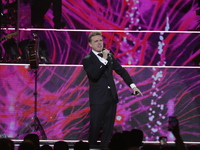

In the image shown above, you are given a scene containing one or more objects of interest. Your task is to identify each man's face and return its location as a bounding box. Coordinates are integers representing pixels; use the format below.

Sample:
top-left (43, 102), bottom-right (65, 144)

top-left (89, 35), bottom-right (104, 52)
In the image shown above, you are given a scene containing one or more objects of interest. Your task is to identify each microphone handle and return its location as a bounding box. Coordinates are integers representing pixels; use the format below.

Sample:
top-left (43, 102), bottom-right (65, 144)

top-left (102, 48), bottom-right (111, 57)
top-left (131, 91), bottom-right (139, 95)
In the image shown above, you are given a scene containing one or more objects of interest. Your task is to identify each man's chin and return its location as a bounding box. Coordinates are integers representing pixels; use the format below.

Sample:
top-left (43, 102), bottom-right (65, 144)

top-left (94, 49), bottom-right (102, 52)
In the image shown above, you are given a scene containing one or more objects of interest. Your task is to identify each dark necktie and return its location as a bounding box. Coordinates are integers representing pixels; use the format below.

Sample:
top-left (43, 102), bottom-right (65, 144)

top-left (98, 53), bottom-right (103, 57)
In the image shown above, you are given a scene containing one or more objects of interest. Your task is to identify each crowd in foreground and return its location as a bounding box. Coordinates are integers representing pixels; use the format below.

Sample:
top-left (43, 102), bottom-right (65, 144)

top-left (0, 118), bottom-right (199, 150)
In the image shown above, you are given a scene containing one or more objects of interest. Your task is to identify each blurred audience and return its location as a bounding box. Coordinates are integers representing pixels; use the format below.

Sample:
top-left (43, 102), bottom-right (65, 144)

top-left (0, 138), bottom-right (14, 150)
top-left (187, 144), bottom-right (200, 150)
top-left (108, 129), bottom-right (144, 150)
top-left (108, 132), bottom-right (125, 150)
top-left (40, 144), bottom-right (53, 150)
top-left (168, 117), bottom-right (187, 150)
top-left (101, 147), bottom-right (111, 150)
top-left (53, 141), bottom-right (69, 150)
top-left (18, 140), bottom-right (37, 150)
top-left (125, 129), bottom-right (144, 150)
top-left (142, 143), bottom-right (160, 150)
top-left (0, 117), bottom-right (197, 150)
top-left (24, 133), bottom-right (40, 150)
top-left (74, 140), bottom-right (89, 150)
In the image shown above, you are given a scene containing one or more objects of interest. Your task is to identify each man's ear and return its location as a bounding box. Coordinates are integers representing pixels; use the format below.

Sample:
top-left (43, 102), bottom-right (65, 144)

top-left (88, 42), bottom-right (92, 47)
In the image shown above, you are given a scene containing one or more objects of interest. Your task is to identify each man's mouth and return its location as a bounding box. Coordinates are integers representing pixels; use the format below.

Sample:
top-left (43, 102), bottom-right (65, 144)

top-left (98, 45), bottom-right (102, 48)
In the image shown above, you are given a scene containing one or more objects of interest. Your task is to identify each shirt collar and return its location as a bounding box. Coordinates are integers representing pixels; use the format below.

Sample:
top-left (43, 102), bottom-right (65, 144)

top-left (92, 49), bottom-right (102, 56)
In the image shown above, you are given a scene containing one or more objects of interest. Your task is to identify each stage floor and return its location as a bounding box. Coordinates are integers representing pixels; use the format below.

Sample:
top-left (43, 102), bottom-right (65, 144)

top-left (12, 139), bottom-right (200, 150)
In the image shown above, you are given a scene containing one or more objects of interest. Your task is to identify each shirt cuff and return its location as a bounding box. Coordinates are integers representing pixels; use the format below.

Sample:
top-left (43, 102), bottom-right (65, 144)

top-left (130, 83), bottom-right (136, 88)
top-left (100, 58), bottom-right (108, 65)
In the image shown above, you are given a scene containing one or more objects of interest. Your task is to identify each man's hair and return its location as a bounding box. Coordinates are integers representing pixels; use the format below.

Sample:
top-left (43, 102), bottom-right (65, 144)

top-left (88, 32), bottom-right (102, 43)
top-left (54, 141), bottom-right (69, 150)
top-left (24, 134), bottom-right (40, 149)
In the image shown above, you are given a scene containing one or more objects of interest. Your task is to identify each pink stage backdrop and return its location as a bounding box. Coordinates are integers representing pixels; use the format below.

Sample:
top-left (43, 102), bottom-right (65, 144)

top-left (0, 0), bottom-right (200, 143)
top-left (1, 0), bottom-right (200, 65)
top-left (0, 64), bottom-right (200, 141)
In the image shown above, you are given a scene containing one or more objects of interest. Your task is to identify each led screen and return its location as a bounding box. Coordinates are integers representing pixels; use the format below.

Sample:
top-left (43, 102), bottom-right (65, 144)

top-left (0, 0), bottom-right (200, 143)
top-left (0, 64), bottom-right (199, 141)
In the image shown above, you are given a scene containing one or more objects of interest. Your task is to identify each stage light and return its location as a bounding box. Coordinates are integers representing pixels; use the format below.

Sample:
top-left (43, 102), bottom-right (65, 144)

top-left (2, 38), bottom-right (21, 62)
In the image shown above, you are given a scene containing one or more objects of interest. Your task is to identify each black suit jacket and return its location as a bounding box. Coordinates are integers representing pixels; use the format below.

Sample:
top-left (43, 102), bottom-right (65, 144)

top-left (82, 51), bottom-right (134, 105)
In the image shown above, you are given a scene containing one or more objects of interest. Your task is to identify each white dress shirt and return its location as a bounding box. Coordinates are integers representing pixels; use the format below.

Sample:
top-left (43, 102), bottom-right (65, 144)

top-left (92, 50), bottom-right (136, 89)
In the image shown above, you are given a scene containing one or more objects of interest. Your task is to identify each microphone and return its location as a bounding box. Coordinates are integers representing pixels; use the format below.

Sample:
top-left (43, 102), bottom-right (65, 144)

top-left (131, 91), bottom-right (139, 96)
top-left (102, 48), bottom-right (111, 58)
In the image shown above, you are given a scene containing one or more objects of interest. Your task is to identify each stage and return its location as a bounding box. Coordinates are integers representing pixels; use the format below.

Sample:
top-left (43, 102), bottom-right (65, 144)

top-left (1, 0), bottom-right (200, 149)
top-left (0, 63), bottom-right (200, 146)
top-left (11, 139), bottom-right (200, 150)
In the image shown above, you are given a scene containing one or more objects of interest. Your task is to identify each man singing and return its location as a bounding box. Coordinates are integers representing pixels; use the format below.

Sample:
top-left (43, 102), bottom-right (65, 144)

top-left (82, 32), bottom-right (143, 147)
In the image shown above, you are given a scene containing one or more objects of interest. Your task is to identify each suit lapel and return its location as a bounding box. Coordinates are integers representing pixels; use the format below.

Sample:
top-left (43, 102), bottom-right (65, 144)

top-left (106, 57), bottom-right (113, 76)
top-left (90, 51), bottom-right (112, 77)
top-left (90, 51), bottom-right (102, 67)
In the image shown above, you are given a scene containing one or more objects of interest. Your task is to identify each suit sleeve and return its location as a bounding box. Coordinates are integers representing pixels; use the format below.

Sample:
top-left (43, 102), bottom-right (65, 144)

top-left (112, 55), bottom-right (134, 86)
top-left (82, 55), bottom-right (107, 81)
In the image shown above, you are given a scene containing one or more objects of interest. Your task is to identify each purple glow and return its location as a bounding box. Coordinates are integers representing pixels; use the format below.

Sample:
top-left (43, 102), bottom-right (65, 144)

top-left (2, 0), bottom-right (199, 65)
top-left (0, 64), bottom-right (199, 141)
top-left (0, 0), bottom-right (200, 142)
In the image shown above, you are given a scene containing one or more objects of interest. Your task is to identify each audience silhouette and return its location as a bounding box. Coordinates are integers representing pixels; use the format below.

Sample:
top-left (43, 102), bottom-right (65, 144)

top-left (168, 117), bottom-right (187, 150)
top-left (24, 134), bottom-right (40, 150)
top-left (18, 140), bottom-right (37, 150)
top-left (0, 117), bottom-right (199, 150)
top-left (40, 144), bottom-right (53, 150)
top-left (187, 145), bottom-right (200, 150)
top-left (74, 140), bottom-right (89, 150)
top-left (53, 141), bottom-right (69, 150)
top-left (0, 138), bottom-right (14, 150)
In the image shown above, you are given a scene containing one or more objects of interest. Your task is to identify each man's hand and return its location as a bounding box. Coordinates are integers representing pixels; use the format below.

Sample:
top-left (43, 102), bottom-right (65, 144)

top-left (132, 87), bottom-right (143, 96)
top-left (102, 49), bottom-right (110, 60)
top-left (169, 117), bottom-right (181, 139)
